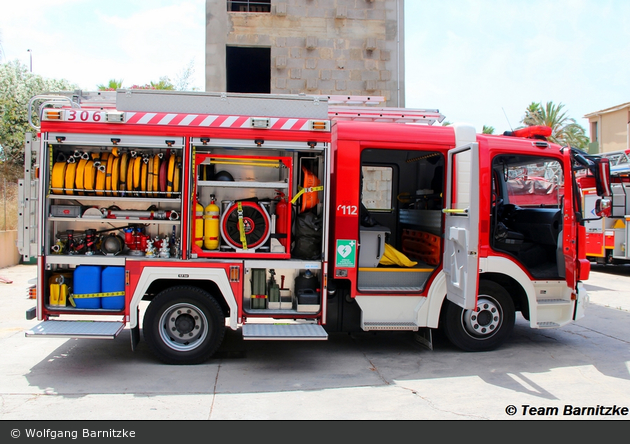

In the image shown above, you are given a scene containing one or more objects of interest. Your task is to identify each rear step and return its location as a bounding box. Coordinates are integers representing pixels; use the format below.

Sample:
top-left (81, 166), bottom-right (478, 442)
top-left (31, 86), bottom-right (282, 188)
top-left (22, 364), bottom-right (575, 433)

top-left (242, 323), bottom-right (328, 340)
top-left (25, 320), bottom-right (125, 339)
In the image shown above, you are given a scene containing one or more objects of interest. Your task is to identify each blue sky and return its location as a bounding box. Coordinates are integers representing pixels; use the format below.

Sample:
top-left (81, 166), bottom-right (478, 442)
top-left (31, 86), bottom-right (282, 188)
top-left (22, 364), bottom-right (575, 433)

top-left (2, 0), bottom-right (629, 134)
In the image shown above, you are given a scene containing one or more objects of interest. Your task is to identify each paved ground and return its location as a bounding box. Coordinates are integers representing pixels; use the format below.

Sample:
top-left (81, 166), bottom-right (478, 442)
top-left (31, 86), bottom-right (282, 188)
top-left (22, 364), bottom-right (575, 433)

top-left (0, 263), bottom-right (628, 422)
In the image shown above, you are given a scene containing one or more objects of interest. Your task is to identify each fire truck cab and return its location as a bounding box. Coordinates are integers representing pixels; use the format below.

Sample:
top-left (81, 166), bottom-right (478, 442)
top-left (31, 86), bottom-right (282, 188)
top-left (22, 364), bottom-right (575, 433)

top-left (18, 90), bottom-right (607, 364)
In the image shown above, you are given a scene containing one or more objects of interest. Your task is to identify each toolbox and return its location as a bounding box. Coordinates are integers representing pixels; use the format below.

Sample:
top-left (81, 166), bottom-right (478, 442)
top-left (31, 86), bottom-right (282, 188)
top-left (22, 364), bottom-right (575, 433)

top-left (51, 205), bottom-right (82, 218)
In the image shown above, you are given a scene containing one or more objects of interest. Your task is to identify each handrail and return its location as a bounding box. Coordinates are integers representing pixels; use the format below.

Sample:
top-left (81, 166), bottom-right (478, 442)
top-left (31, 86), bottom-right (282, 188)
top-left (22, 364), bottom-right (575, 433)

top-left (27, 95), bottom-right (79, 131)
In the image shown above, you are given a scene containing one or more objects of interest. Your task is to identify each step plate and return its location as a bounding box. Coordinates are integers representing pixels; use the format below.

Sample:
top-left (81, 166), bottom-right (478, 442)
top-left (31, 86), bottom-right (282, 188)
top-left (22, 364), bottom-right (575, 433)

top-left (25, 320), bottom-right (125, 339)
top-left (242, 324), bottom-right (328, 340)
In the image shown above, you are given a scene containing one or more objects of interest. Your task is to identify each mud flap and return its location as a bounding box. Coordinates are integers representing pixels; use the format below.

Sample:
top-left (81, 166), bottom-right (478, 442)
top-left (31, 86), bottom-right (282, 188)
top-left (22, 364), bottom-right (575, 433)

top-left (574, 282), bottom-right (588, 321)
top-left (131, 308), bottom-right (140, 351)
top-left (413, 328), bottom-right (433, 351)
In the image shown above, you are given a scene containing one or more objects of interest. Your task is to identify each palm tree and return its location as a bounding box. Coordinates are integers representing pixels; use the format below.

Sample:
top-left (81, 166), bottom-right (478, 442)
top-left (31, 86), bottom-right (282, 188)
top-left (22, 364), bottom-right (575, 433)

top-left (97, 79), bottom-right (124, 91)
top-left (482, 125), bottom-right (495, 134)
top-left (522, 102), bottom-right (542, 126)
top-left (520, 101), bottom-right (588, 149)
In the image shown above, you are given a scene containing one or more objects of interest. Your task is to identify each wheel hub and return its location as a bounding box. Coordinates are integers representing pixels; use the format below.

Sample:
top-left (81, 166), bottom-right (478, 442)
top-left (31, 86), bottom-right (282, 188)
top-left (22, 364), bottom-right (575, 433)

top-left (159, 303), bottom-right (208, 350)
top-left (462, 296), bottom-right (502, 338)
top-left (173, 312), bottom-right (196, 335)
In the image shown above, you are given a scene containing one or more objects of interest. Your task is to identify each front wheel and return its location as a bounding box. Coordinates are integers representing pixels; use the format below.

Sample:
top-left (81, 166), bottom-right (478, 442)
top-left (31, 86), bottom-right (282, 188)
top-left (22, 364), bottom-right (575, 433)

top-left (442, 281), bottom-right (515, 352)
top-left (143, 286), bottom-right (225, 365)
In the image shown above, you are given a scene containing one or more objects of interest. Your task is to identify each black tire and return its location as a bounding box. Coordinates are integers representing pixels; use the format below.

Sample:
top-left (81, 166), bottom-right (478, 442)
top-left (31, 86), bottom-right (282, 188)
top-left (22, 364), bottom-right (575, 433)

top-left (443, 280), bottom-right (515, 352)
top-left (143, 286), bottom-right (225, 365)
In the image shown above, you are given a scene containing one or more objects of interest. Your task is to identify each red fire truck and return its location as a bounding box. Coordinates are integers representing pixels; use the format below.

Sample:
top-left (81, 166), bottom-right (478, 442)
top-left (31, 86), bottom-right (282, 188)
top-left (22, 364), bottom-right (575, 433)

top-left (579, 149), bottom-right (628, 264)
top-left (18, 90), bottom-right (610, 364)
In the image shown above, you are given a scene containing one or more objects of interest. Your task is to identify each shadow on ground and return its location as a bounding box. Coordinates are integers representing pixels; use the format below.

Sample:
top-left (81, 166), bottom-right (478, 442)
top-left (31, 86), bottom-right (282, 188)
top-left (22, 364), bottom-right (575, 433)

top-left (21, 304), bottom-right (630, 401)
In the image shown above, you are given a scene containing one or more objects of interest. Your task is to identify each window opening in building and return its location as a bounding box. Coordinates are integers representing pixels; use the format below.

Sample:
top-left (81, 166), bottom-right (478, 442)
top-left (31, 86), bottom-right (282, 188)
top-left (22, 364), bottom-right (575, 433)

top-left (591, 121), bottom-right (598, 142)
top-left (226, 46), bottom-right (271, 94)
top-left (227, 1), bottom-right (271, 13)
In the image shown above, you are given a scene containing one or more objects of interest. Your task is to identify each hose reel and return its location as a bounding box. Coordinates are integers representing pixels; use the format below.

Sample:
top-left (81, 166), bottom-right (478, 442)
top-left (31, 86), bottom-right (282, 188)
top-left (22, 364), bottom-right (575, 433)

top-left (220, 201), bottom-right (271, 251)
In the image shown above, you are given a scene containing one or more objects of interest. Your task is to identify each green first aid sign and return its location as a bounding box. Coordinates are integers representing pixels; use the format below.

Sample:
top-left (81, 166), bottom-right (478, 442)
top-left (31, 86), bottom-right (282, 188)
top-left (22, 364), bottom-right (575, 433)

top-left (335, 240), bottom-right (356, 267)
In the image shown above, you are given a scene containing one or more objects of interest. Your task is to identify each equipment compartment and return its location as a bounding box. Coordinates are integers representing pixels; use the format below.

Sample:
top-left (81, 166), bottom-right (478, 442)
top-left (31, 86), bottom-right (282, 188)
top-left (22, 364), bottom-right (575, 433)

top-left (43, 134), bottom-right (185, 265)
top-left (242, 262), bottom-right (322, 315)
top-left (48, 146), bottom-right (182, 199)
top-left (192, 152), bottom-right (294, 258)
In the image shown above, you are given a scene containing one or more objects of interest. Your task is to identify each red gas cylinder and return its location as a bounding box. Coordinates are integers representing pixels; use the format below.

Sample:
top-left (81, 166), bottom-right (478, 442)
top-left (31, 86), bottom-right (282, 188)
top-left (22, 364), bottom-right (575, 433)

top-left (275, 191), bottom-right (289, 249)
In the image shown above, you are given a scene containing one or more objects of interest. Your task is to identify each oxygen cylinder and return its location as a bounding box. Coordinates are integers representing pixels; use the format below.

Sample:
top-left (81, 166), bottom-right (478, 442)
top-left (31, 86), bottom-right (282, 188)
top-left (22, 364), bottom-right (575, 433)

top-left (195, 201), bottom-right (204, 248)
top-left (203, 194), bottom-right (220, 250)
top-left (275, 191), bottom-right (289, 249)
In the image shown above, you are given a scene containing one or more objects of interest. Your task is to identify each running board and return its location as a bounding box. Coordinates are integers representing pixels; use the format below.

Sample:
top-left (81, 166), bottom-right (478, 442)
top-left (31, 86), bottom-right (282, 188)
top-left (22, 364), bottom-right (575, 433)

top-left (242, 324), bottom-right (328, 340)
top-left (25, 320), bottom-right (125, 339)
top-left (363, 321), bottom-right (419, 331)
top-left (537, 321), bottom-right (561, 328)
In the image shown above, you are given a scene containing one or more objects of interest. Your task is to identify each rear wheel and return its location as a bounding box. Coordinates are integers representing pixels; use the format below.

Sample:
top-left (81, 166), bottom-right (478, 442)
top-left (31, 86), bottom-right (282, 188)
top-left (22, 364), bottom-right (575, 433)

top-left (443, 281), bottom-right (515, 352)
top-left (143, 286), bottom-right (225, 365)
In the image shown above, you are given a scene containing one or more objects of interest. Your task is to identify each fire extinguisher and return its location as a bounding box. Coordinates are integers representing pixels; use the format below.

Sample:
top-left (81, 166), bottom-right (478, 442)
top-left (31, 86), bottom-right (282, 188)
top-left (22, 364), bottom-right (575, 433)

top-left (204, 194), bottom-right (220, 250)
top-left (195, 197), bottom-right (204, 248)
top-left (275, 191), bottom-right (289, 249)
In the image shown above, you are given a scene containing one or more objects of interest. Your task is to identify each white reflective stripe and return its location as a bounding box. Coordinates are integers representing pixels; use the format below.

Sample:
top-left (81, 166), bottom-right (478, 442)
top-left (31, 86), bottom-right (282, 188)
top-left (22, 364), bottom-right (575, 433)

top-left (138, 113), bottom-right (157, 124)
top-left (199, 115), bottom-right (219, 126)
top-left (179, 114), bottom-right (198, 126)
top-left (220, 116), bottom-right (239, 127)
top-left (241, 118), bottom-right (252, 128)
top-left (125, 112), bottom-right (136, 121)
top-left (300, 120), bottom-right (312, 131)
top-left (282, 119), bottom-right (298, 130)
top-left (268, 117), bottom-right (280, 128)
top-left (158, 114), bottom-right (178, 125)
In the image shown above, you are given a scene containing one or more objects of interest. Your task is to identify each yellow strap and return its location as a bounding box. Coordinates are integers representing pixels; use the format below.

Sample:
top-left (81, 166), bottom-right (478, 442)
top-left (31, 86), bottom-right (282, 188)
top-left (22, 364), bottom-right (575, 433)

top-left (237, 202), bottom-right (247, 250)
top-left (68, 291), bottom-right (125, 308)
top-left (47, 145), bottom-right (53, 196)
top-left (291, 185), bottom-right (324, 204)
top-left (71, 291), bottom-right (125, 298)
top-left (210, 160), bottom-right (279, 168)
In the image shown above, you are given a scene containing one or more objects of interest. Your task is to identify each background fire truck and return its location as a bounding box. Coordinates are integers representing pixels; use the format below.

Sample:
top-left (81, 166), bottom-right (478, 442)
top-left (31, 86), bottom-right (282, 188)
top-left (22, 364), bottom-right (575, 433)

top-left (579, 149), bottom-right (629, 265)
top-left (18, 90), bottom-right (610, 364)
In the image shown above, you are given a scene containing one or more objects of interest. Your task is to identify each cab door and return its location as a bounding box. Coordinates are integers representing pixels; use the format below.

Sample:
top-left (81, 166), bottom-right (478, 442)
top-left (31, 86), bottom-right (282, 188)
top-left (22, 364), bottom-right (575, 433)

top-left (562, 146), bottom-right (579, 289)
top-left (443, 143), bottom-right (480, 310)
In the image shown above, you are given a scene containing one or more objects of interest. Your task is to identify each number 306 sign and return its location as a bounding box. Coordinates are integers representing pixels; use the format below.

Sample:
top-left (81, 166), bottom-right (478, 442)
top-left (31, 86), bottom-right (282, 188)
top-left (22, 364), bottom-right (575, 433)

top-left (64, 109), bottom-right (106, 122)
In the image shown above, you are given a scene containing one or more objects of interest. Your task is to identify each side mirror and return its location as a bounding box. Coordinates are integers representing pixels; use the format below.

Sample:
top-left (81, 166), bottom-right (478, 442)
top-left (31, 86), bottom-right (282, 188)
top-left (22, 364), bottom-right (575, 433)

top-left (594, 157), bottom-right (611, 197)
top-left (595, 198), bottom-right (612, 218)
top-left (572, 149), bottom-right (611, 198)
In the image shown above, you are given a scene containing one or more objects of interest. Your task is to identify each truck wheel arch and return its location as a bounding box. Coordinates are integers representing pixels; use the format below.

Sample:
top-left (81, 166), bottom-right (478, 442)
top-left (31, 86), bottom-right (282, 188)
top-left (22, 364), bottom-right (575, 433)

top-left (422, 257), bottom-right (534, 330)
top-left (129, 267), bottom-right (238, 330)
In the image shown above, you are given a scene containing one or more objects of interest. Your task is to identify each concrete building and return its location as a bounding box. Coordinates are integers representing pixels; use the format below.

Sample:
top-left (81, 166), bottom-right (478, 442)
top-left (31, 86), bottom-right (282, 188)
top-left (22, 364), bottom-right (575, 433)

top-left (584, 102), bottom-right (630, 154)
top-left (206, 0), bottom-right (405, 106)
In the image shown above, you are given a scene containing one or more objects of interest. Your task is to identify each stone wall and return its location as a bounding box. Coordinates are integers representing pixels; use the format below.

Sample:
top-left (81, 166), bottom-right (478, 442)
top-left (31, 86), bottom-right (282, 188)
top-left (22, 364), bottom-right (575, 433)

top-left (0, 231), bottom-right (21, 269)
top-left (206, 0), bottom-right (405, 106)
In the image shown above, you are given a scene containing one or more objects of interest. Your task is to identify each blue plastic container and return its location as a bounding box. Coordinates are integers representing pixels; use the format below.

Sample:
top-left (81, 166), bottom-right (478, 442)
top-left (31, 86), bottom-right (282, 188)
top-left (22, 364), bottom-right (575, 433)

top-left (73, 265), bottom-right (102, 309)
top-left (101, 266), bottom-right (125, 310)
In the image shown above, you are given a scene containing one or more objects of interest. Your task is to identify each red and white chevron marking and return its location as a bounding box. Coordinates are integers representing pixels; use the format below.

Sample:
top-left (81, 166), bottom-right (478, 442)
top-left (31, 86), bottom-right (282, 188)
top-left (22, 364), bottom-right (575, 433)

top-left (124, 112), bottom-right (318, 131)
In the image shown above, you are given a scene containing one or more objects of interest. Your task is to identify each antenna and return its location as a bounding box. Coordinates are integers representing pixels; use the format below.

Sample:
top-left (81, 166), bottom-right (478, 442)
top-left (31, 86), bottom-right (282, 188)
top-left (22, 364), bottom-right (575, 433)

top-left (502, 107), bottom-right (514, 132)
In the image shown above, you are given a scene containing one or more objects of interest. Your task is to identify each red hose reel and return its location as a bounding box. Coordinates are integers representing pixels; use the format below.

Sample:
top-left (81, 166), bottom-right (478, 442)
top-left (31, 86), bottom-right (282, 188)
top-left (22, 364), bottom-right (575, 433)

top-left (220, 201), bottom-right (271, 250)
